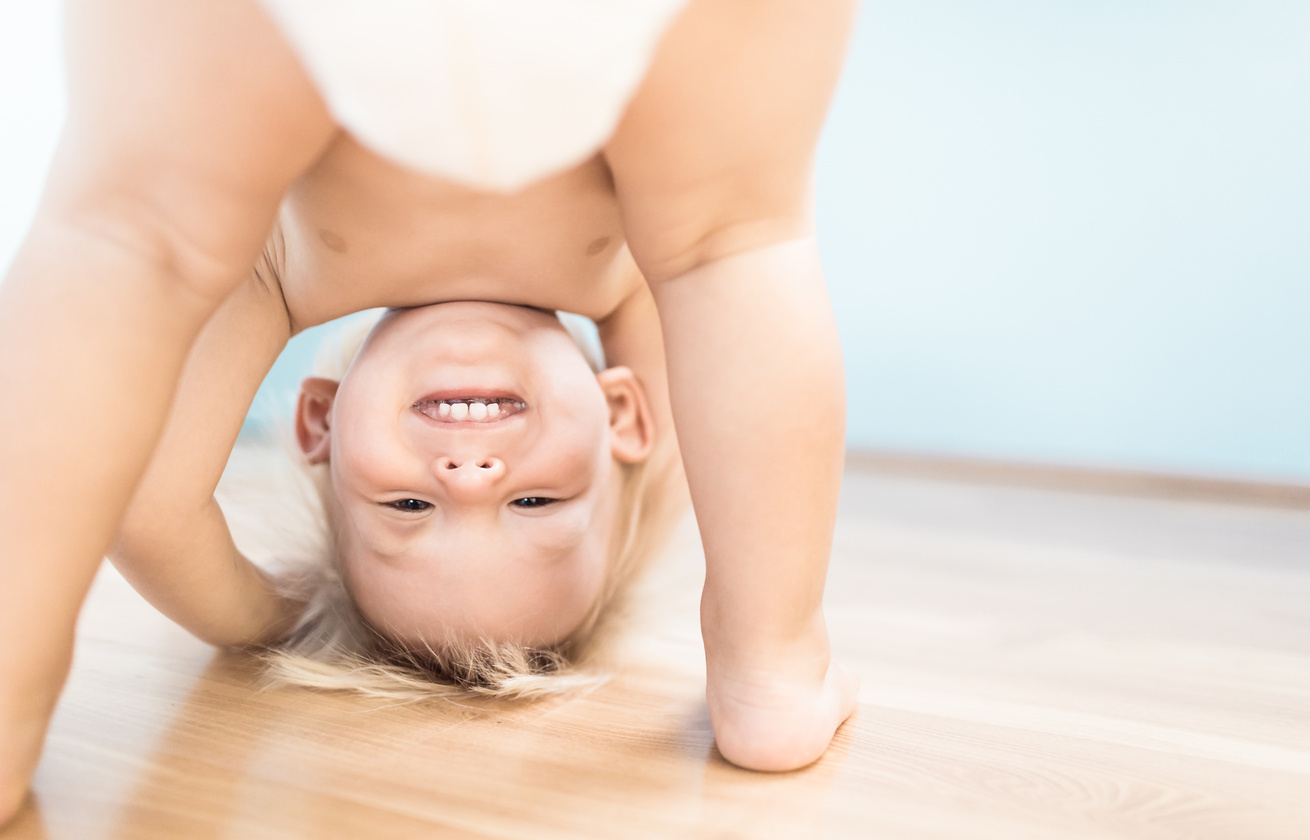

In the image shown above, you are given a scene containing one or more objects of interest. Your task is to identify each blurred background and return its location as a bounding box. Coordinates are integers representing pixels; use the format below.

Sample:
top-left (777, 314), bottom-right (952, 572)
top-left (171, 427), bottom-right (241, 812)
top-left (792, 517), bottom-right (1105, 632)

top-left (3, 0), bottom-right (1307, 483)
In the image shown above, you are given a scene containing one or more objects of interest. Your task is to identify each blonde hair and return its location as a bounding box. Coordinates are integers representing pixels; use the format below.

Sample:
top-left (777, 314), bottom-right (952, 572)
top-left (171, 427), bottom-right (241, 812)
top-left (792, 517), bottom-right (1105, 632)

top-left (223, 311), bottom-right (686, 700)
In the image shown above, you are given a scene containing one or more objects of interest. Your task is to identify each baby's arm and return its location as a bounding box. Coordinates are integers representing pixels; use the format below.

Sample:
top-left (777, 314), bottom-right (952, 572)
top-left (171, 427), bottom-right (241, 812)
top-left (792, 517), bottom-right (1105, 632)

top-left (594, 256), bottom-right (676, 441)
top-left (0, 0), bottom-right (332, 822)
top-left (110, 247), bottom-right (299, 648)
top-left (605, 0), bottom-right (859, 770)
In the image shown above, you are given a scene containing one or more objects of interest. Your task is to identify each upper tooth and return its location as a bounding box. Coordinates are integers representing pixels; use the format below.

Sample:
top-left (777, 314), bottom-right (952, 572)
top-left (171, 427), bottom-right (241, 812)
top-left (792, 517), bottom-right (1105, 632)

top-left (414, 398), bottom-right (525, 422)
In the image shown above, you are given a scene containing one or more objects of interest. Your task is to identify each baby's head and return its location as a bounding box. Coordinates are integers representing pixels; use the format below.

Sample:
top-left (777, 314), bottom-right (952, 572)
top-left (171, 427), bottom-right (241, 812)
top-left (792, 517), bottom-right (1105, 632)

top-left (280, 301), bottom-right (681, 693)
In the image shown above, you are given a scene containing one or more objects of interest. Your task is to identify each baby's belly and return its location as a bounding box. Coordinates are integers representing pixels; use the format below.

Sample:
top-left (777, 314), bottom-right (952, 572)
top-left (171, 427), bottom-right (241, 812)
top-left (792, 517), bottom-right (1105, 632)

top-left (277, 134), bottom-right (631, 329)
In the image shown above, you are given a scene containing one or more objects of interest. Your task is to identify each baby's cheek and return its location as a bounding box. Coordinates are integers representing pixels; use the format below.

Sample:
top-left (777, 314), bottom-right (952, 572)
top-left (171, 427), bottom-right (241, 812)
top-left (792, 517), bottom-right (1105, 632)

top-left (337, 429), bottom-right (407, 486)
top-left (546, 433), bottom-right (612, 492)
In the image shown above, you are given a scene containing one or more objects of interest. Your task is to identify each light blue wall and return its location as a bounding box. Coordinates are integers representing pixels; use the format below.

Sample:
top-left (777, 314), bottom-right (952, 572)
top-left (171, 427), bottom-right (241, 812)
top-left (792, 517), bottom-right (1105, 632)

top-left (817, 0), bottom-right (1310, 481)
top-left (0, 4), bottom-right (61, 274)
top-left (3, 2), bottom-right (1307, 480)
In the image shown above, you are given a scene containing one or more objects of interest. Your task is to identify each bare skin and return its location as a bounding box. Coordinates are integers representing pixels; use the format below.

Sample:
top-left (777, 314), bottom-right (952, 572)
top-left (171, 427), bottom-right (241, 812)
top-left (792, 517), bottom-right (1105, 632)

top-left (0, 0), bottom-right (858, 821)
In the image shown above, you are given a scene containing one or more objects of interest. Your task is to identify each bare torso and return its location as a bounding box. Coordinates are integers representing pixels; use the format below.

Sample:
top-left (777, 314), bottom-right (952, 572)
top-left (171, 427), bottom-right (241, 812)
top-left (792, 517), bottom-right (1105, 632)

top-left (277, 135), bottom-right (635, 332)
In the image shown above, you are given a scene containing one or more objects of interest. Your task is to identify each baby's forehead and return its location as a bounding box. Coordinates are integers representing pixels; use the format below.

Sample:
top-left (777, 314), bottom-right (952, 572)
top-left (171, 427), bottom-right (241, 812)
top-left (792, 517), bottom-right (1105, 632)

top-left (345, 515), bottom-right (589, 571)
top-left (339, 520), bottom-right (608, 648)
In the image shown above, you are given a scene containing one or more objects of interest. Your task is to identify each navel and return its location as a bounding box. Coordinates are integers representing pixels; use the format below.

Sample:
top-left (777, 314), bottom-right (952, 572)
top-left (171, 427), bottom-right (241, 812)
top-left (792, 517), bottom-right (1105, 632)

top-left (585, 235), bottom-right (611, 256)
top-left (318, 229), bottom-right (348, 253)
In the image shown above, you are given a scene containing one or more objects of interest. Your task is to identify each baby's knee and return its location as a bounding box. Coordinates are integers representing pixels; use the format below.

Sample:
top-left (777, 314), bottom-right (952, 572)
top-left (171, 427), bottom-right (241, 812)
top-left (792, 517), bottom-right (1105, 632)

top-left (37, 186), bottom-right (254, 311)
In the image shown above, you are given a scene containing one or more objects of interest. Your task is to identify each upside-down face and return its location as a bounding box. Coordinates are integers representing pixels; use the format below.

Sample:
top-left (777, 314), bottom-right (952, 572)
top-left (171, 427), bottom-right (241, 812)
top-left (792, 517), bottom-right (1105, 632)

top-left (295, 302), bottom-right (653, 650)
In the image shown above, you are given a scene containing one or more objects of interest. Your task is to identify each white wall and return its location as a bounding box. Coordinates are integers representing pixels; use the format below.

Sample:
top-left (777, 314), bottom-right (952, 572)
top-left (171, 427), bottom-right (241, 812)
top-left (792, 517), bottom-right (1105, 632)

top-left (3, 2), bottom-right (1307, 481)
top-left (0, 3), bottom-right (62, 273)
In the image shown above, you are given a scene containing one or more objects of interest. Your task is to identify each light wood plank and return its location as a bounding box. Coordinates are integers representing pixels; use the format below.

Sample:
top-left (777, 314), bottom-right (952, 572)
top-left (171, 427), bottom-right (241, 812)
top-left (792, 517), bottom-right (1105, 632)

top-left (4, 451), bottom-right (1310, 839)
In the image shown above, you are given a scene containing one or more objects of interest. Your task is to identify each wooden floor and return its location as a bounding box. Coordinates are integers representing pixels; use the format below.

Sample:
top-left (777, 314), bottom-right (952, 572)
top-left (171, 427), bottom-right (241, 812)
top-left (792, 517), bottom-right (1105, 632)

top-left (6, 458), bottom-right (1310, 839)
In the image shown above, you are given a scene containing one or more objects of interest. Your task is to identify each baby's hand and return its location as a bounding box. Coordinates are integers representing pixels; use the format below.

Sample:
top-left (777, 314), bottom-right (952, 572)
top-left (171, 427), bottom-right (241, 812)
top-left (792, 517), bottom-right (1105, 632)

top-left (704, 626), bottom-right (859, 772)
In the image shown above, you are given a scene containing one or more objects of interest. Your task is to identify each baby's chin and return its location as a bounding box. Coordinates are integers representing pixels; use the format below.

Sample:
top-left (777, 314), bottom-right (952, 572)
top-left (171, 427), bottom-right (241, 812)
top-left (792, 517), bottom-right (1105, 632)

top-left (378, 300), bottom-right (565, 343)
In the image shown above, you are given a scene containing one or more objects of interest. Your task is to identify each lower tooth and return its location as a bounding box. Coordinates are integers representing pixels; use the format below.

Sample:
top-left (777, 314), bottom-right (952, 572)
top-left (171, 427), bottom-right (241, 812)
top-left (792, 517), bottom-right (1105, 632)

top-left (469, 402), bottom-right (488, 420)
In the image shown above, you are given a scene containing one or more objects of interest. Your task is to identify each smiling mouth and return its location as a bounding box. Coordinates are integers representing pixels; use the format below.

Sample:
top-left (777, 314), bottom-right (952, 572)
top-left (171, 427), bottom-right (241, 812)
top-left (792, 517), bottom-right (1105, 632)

top-left (412, 397), bottom-right (528, 423)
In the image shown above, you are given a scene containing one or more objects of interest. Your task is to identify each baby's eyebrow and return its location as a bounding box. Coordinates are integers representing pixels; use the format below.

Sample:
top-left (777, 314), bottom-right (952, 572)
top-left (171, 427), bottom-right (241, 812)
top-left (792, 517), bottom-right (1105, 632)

top-left (515, 508), bottom-right (595, 556)
top-left (359, 538), bottom-right (409, 565)
top-left (348, 514), bottom-right (422, 563)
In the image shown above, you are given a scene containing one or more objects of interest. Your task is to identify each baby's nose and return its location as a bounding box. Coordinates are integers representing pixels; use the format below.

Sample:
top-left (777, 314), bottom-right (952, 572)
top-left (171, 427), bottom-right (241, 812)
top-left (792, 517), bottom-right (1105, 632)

top-left (433, 456), bottom-right (506, 499)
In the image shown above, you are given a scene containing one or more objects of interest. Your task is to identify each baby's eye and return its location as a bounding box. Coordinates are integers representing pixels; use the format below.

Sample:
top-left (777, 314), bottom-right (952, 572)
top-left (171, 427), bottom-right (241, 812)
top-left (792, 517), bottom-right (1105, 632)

top-left (511, 497), bottom-right (558, 509)
top-left (385, 499), bottom-right (432, 512)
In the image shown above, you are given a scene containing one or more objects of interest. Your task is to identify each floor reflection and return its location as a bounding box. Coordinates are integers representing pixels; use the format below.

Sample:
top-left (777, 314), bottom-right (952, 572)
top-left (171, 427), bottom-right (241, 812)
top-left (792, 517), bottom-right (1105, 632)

top-left (16, 632), bottom-right (859, 839)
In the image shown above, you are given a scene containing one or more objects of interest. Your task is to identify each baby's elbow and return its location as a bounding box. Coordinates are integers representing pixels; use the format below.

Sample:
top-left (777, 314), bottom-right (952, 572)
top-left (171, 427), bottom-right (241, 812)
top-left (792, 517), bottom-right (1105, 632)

top-left (105, 522), bottom-right (150, 573)
top-left (108, 499), bottom-right (173, 568)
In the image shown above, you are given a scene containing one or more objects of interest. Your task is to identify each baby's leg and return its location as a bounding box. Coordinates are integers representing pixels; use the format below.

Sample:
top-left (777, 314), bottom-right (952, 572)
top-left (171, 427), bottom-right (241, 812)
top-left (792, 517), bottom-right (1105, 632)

top-left (606, 0), bottom-right (859, 770)
top-left (650, 237), bottom-right (858, 770)
top-left (0, 0), bottom-right (332, 823)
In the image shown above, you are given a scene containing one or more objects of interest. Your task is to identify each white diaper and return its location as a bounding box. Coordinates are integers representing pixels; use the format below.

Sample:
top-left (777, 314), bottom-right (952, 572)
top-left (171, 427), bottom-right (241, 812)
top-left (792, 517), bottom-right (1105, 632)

top-left (258, 0), bottom-right (688, 192)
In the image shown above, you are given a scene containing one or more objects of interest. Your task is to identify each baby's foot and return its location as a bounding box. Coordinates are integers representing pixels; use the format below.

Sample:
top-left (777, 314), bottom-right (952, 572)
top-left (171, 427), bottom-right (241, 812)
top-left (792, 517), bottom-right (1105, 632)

top-left (0, 651), bottom-right (70, 827)
top-left (0, 780), bottom-right (28, 829)
top-left (706, 655), bottom-right (859, 772)
top-left (0, 712), bottom-right (47, 828)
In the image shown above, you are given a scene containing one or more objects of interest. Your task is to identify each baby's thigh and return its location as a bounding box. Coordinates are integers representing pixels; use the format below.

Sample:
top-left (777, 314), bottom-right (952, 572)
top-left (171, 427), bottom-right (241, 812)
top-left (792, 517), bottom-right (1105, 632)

top-left (58, 0), bottom-right (335, 294)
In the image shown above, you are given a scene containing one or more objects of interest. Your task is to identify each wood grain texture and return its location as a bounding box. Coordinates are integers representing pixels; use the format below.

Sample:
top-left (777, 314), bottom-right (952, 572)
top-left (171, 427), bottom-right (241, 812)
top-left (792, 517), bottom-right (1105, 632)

top-left (4, 451), bottom-right (1310, 839)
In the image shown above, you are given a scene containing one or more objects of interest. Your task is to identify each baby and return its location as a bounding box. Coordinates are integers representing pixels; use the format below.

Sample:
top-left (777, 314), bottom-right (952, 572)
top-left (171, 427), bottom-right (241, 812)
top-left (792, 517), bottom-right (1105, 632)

top-left (0, 0), bottom-right (859, 821)
top-left (263, 303), bottom-right (688, 698)
top-left (166, 287), bottom-right (690, 699)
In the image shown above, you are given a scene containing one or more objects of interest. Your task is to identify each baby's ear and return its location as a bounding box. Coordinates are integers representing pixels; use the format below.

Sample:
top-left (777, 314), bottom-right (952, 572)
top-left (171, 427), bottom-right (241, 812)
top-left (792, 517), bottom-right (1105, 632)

top-left (296, 377), bottom-right (339, 464)
top-left (596, 366), bottom-right (655, 464)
